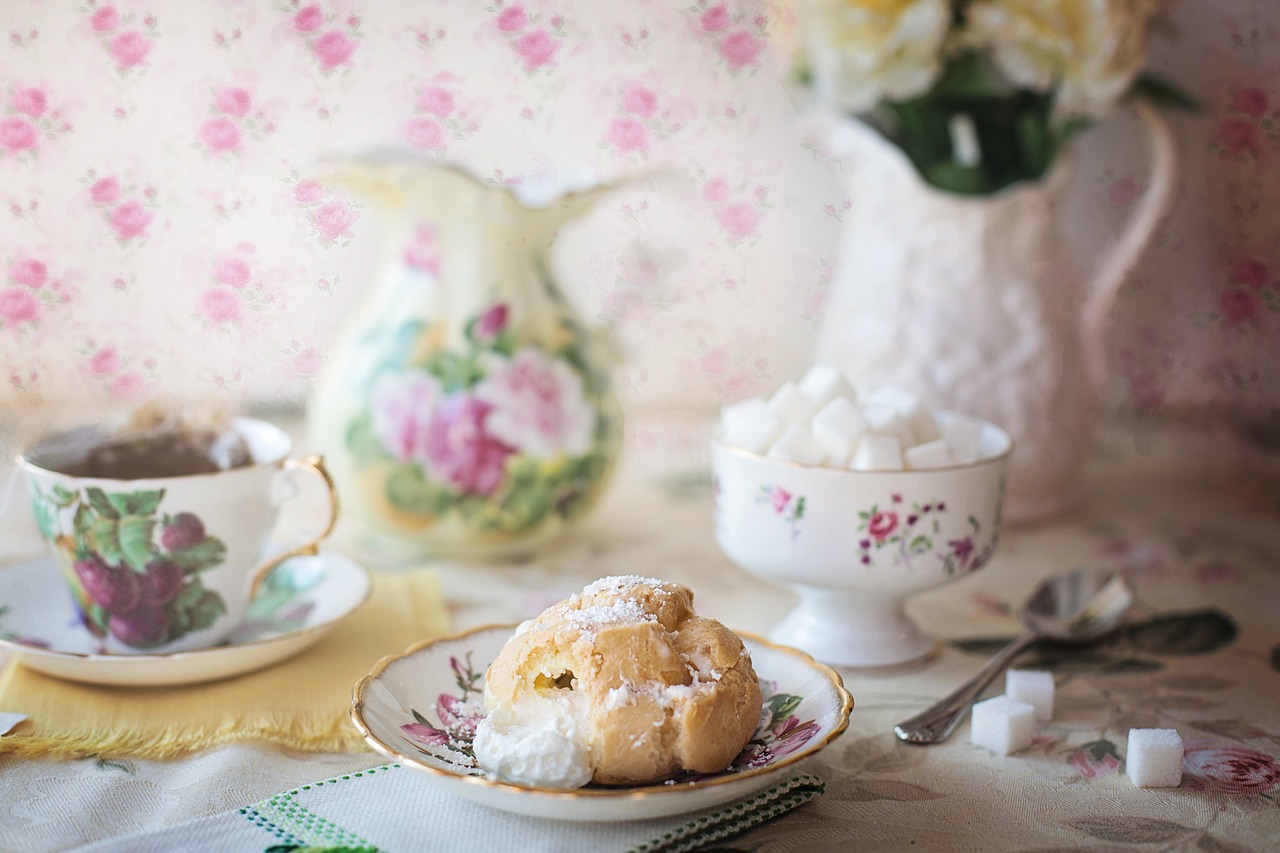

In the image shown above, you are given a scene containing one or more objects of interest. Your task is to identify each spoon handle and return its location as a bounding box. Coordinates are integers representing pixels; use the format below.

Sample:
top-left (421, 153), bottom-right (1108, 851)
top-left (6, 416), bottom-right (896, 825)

top-left (893, 631), bottom-right (1040, 745)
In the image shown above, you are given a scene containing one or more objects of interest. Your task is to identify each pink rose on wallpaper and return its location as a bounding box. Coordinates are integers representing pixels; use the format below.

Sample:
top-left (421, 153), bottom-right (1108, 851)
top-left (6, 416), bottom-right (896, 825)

top-left (90, 176), bottom-right (121, 203)
top-left (622, 83), bottom-right (658, 118)
top-left (418, 86), bottom-right (455, 117)
top-left (402, 221), bottom-right (442, 274)
top-left (424, 393), bottom-right (515, 496)
top-left (312, 30), bottom-right (357, 70)
top-left (292, 346), bottom-right (323, 376)
top-left (293, 4), bottom-right (324, 32)
top-left (404, 117), bottom-right (447, 150)
top-left (89, 347), bottom-right (121, 375)
top-left (90, 6), bottom-right (120, 32)
top-left (515, 30), bottom-right (559, 70)
top-left (700, 5), bottom-right (731, 32)
top-left (1231, 86), bottom-right (1269, 118)
top-left (474, 347), bottom-right (594, 459)
top-left (213, 255), bottom-right (252, 288)
top-left (718, 201), bottom-right (762, 240)
top-left (11, 88), bottom-right (47, 117)
top-left (1220, 289), bottom-right (1260, 326)
top-left (11, 258), bottom-right (47, 288)
top-left (197, 288), bottom-right (241, 325)
top-left (496, 6), bottom-right (528, 33)
top-left (0, 117), bottom-right (38, 154)
top-left (110, 372), bottom-right (147, 401)
top-left (215, 86), bottom-right (252, 117)
top-left (371, 371), bottom-right (441, 462)
top-left (702, 177), bottom-right (730, 203)
top-left (110, 30), bottom-right (153, 69)
top-left (199, 116), bottom-right (243, 152)
top-left (109, 200), bottom-right (154, 240)
top-left (312, 199), bottom-right (358, 242)
top-left (1217, 117), bottom-right (1262, 159)
top-left (293, 179), bottom-right (325, 205)
top-left (719, 30), bottom-right (764, 69)
top-left (605, 117), bottom-right (650, 153)
top-left (0, 288), bottom-right (39, 325)
top-left (1230, 256), bottom-right (1269, 289)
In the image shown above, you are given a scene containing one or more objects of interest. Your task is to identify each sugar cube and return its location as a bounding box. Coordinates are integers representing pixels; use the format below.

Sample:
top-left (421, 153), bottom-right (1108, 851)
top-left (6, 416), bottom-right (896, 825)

top-left (942, 414), bottom-right (985, 465)
top-left (797, 364), bottom-right (856, 408)
top-left (767, 381), bottom-right (820, 426)
top-left (850, 433), bottom-right (903, 471)
top-left (767, 424), bottom-right (828, 466)
top-left (810, 397), bottom-right (868, 466)
top-left (723, 408), bottom-right (784, 455)
top-left (905, 439), bottom-right (953, 470)
top-left (1126, 728), bottom-right (1183, 788)
top-left (1005, 669), bottom-right (1054, 720)
top-left (970, 695), bottom-right (1036, 756)
top-left (861, 404), bottom-right (915, 447)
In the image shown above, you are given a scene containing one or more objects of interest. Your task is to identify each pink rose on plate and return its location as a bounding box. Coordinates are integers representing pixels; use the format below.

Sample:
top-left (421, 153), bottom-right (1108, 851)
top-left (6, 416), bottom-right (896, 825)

top-left (213, 255), bottom-right (252, 288)
top-left (717, 200), bottom-right (762, 240)
top-left (0, 288), bottom-right (39, 325)
top-left (11, 88), bottom-right (48, 118)
top-left (293, 4), bottom-right (324, 32)
top-left (1230, 256), bottom-right (1269, 289)
top-left (1183, 743), bottom-right (1280, 794)
top-left (605, 117), bottom-right (650, 153)
top-left (109, 200), bottom-right (154, 240)
top-left (402, 221), bottom-right (442, 274)
top-left (514, 30), bottom-right (559, 70)
top-left (621, 83), bottom-right (658, 118)
top-left (311, 199), bottom-right (358, 242)
top-left (312, 29), bottom-right (357, 70)
top-left (11, 258), bottom-right (47, 288)
top-left (719, 30), bottom-right (763, 69)
top-left (371, 371), bottom-right (442, 462)
top-left (496, 5), bottom-right (527, 33)
top-left (110, 30), bottom-right (153, 69)
top-left (91, 6), bottom-right (121, 32)
top-left (293, 180), bottom-right (325, 205)
top-left (291, 346), bottom-right (323, 377)
top-left (403, 117), bottom-right (447, 151)
top-left (424, 393), bottom-right (514, 496)
top-left (418, 86), bottom-right (455, 117)
top-left (199, 116), bottom-right (243, 153)
top-left (89, 347), bottom-right (121, 375)
top-left (90, 176), bottom-right (121, 204)
top-left (215, 86), bottom-right (252, 117)
top-left (0, 117), bottom-right (38, 154)
top-left (700, 4), bottom-right (731, 32)
top-left (474, 347), bottom-right (595, 459)
top-left (197, 288), bottom-right (241, 325)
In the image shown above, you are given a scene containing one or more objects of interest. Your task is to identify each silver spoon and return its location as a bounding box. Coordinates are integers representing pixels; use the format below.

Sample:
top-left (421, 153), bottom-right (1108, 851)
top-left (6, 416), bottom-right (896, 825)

top-left (893, 568), bottom-right (1135, 744)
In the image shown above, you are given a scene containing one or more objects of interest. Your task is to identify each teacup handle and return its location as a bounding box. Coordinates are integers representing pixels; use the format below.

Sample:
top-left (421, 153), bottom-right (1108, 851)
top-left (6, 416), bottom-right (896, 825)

top-left (247, 454), bottom-right (340, 600)
top-left (1079, 98), bottom-right (1178, 394)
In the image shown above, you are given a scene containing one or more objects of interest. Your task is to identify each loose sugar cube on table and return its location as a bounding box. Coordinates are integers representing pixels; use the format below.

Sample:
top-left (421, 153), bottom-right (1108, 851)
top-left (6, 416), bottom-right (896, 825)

top-left (1006, 669), bottom-right (1054, 720)
top-left (811, 397), bottom-right (868, 466)
top-left (767, 424), bottom-right (828, 466)
top-left (1126, 728), bottom-right (1183, 788)
top-left (850, 433), bottom-right (903, 471)
top-left (905, 439), bottom-right (953, 470)
top-left (970, 695), bottom-right (1036, 756)
top-left (797, 364), bottom-right (856, 408)
top-left (767, 381), bottom-right (821, 426)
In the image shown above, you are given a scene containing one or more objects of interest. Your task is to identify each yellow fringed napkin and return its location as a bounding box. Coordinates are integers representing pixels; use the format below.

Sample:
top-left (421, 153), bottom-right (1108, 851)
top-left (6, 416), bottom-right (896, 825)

top-left (0, 569), bottom-right (449, 760)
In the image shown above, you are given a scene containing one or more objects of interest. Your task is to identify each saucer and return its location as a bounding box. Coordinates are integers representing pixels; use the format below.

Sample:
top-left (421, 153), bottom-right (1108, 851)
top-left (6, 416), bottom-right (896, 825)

top-left (352, 624), bottom-right (853, 821)
top-left (0, 550), bottom-right (371, 687)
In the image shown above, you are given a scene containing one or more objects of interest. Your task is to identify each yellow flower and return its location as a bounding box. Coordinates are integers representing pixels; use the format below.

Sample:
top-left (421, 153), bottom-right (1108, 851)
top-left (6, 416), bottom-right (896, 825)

top-left (965, 0), bottom-right (1161, 115)
top-left (792, 0), bottom-right (952, 112)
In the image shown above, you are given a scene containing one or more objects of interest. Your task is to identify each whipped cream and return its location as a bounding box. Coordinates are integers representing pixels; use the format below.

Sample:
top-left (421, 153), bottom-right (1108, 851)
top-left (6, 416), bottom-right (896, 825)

top-left (472, 690), bottom-right (594, 788)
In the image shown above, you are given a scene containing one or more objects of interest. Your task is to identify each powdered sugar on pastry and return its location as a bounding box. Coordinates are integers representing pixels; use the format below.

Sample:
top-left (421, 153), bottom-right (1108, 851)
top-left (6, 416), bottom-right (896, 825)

top-left (472, 576), bottom-right (762, 787)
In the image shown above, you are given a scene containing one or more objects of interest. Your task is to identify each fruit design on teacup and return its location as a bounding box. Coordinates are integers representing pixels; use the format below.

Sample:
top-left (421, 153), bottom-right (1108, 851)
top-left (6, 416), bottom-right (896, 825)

top-left (31, 484), bottom-right (228, 649)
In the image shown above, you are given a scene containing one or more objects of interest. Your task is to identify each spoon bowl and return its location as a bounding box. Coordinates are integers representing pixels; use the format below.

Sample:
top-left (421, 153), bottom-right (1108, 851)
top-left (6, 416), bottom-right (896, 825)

top-left (893, 568), bottom-right (1134, 744)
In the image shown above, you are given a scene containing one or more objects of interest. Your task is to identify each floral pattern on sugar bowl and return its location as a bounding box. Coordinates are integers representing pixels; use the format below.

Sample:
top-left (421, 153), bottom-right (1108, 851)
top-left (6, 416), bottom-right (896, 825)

top-left (855, 493), bottom-right (994, 575)
top-left (757, 484), bottom-right (806, 541)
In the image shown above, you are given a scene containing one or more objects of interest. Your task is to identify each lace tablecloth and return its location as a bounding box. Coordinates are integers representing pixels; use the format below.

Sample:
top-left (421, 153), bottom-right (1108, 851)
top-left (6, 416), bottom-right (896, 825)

top-left (2, 418), bottom-right (1279, 852)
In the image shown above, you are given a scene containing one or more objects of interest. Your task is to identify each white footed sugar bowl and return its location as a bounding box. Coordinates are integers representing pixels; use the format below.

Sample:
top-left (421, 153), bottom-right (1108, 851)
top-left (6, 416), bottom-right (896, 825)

top-left (711, 367), bottom-right (1011, 668)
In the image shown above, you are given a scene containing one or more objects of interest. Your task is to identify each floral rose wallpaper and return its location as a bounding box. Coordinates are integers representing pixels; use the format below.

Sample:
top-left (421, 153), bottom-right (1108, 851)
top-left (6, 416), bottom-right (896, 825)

top-left (0, 0), bottom-right (1276, 439)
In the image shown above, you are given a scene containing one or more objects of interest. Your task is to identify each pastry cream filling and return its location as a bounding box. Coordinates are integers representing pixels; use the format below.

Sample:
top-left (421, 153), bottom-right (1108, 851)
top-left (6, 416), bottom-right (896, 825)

top-left (472, 687), bottom-right (593, 789)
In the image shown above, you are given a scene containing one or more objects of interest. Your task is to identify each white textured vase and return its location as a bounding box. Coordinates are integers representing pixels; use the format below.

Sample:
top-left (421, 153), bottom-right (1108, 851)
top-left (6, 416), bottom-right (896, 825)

top-left (814, 103), bottom-right (1176, 522)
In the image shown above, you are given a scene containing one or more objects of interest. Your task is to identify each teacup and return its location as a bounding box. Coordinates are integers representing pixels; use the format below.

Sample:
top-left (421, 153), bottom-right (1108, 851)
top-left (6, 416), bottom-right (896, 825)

top-left (18, 417), bottom-right (339, 654)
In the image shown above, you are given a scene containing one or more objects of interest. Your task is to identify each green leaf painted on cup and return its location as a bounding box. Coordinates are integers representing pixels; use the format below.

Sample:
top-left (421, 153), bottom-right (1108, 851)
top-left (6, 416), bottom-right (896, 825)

top-left (117, 515), bottom-right (156, 573)
top-left (169, 537), bottom-right (227, 574)
top-left (85, 488), bottom-right (120, 520)
top-left (107, 489), bottom-right (165, 518)
top-left (187, 590), bottom-right (226, 632)
top-left (90, 516), bottom-right (124, 565)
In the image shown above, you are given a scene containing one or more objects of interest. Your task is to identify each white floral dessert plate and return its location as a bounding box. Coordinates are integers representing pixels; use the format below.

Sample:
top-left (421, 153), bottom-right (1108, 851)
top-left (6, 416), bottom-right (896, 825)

top-left (351, 624), bottom-right (853, 822)
top-left (0, 550), bottom-right (370, 687)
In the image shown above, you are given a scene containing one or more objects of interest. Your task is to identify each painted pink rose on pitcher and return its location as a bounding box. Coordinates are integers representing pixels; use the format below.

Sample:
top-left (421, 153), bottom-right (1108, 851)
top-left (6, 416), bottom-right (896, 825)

top-left (605, 117), bottom-right (650, 154)
top-left (197, 288), bottom-right (242, 325)
top-left (11, 258), bottom-right (47, 287)
top-left (312, 30), bottom-right (357, 70)
top-left (199, 116), bottom-right (243, 153)
top-left (0, 288), bottom-right (39, 326)
top-left (719, 30), bottom-right (764, 70)
top-left (110, 30), bottom-right (153, 69)
top-left (91, 6), bottom-right (121, 31)
top-left (424, 393), bottom-right (515, 496)
top-left (474, 347), bottom-right (595, 459)
top-left (311, 199), bottom-right (358, 244)
top-left (403, 117), bottom-right (447, 151)
top-left (293, 180), bottom-right (324, 205)
top-left (622, 83), bottom-right (658, 117)
top-left (294, 4), bottom-right (324, 32)
top-left (371, 371), bottom-right (443, 462)
top-left (109, 200), bottom-right (154, 240)
top-left (89, 347), bottom-right (121, 375)
top-left (90, 176), bottom-right (121, 204)
top-left (514, 30), bottom-right (559, 70)
top-left (214, 87), bottom-right (252, 117)
top-left (213, 255), bottom-right (252, 288)
top-left (0, 117), bottom-right (38, 155)
top-left (291, 346), bottom-right (323, 377)
top-left (11, 87), bottom-right (47, 117)
top-left (418, 86), bottom-right (455, 117)
top-left (700, 4), bottom-right (731, 32)
top-left (718, 201), bottom-right (762, 241)
top-left (496, 6), bottom-right (528, 33)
